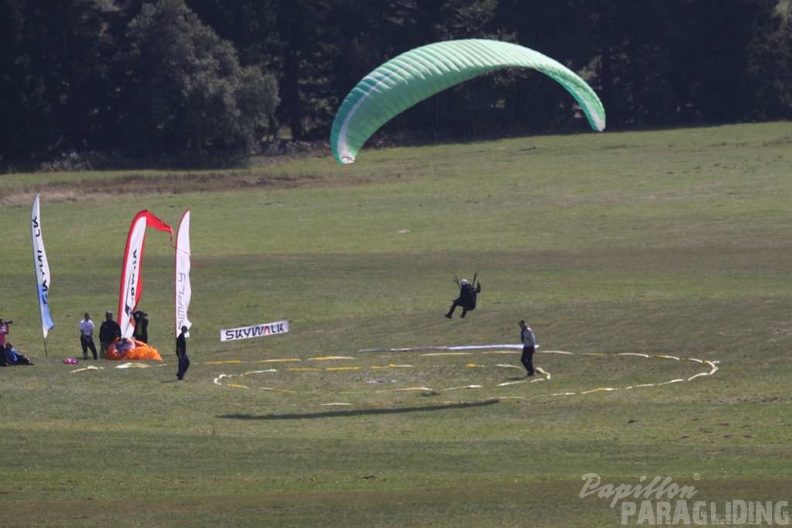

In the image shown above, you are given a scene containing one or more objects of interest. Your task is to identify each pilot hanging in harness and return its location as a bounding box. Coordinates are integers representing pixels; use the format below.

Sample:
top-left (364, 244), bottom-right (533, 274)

top-left (444, 274), bottom-right (481, 319)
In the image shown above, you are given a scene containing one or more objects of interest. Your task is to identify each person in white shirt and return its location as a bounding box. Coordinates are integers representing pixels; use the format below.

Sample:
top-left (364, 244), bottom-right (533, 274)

top-left (519, 320), bottom-right (537, 377)
top-left (79, 313), bottom-right (98, 360)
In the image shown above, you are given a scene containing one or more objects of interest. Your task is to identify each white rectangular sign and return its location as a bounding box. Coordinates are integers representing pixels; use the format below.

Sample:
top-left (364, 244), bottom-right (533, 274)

top-left (220, 320), bottom-right (290, 342)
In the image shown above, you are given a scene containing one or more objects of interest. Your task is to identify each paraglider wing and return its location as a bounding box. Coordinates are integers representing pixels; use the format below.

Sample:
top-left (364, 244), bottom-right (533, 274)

top-left (330, 39), bottom-right (606, 165)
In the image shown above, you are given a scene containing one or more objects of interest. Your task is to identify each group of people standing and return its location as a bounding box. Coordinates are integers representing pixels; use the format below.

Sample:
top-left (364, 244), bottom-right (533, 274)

top-left (78, 309), bottom-right (151, 358)
top-left (77, 310), bottom-right (189, 380)
top-left (78, 311), bottom-right (123, 360)
top-left (9, 275), bottom-right (540, 379)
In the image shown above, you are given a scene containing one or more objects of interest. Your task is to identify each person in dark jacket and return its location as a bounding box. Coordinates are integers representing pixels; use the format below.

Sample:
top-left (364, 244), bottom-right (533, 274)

top-left (132, 310), bottom-right (149, 343)
top-left (99, 311), bottom-right (122, 358)
top-left (444, 278), bottom-right (481, 319)
top-left (519, 320), bottom-right (537, 377)
top-left (176, 325), bottom-right (190, 380)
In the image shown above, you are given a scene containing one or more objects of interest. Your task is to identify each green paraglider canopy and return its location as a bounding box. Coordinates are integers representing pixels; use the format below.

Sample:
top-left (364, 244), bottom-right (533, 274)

top-left (330, 39), bottom-right (606, 165)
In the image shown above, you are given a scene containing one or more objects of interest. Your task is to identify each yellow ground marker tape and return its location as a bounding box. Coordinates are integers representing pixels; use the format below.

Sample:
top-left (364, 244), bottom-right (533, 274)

top-left (205, 360), bottom-right (243, 365)
top-left (309, 356), bottom-right (356, 361)
top-left (325, 367), bottom-right (361, 371)
top-left (242, 369), bottom-right (277, 375)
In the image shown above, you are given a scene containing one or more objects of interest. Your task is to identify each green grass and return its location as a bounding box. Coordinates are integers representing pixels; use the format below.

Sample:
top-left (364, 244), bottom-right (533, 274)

top-left (1, 123), bottom-right (791, 527)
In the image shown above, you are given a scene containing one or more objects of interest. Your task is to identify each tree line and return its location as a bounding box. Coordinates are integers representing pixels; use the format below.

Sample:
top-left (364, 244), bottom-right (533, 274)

top-left (1, 0), bottom-right (790, 167)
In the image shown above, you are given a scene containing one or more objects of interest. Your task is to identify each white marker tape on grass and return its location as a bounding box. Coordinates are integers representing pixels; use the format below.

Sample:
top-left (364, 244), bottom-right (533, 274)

top-left (354, 346), bottom-right (717, 396)
top-left (211, 346), bottom-right (719, 403)
top-left (70, 365), bottom-right (104, 373)
top-left (115, 362), bottom-right (155, 369)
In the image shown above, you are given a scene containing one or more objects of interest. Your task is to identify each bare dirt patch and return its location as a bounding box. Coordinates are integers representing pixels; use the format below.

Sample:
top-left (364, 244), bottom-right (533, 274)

top-left (0, 171), bottom-right (324, 206)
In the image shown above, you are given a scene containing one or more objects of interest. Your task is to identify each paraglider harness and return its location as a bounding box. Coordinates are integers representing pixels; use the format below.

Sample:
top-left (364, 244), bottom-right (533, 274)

top-left (453, 273), bottom-right (481, 311)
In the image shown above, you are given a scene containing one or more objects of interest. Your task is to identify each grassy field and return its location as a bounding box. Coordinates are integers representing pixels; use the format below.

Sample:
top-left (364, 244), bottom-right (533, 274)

top-left (1, 122), bottom-right (791, 527)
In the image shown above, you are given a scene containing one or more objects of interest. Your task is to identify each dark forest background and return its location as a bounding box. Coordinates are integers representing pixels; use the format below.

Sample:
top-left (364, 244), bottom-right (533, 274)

top-left (1, 0), bottom-right (790, 168)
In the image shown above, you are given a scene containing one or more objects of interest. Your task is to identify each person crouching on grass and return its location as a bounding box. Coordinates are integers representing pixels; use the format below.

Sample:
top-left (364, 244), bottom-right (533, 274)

top-left (4, 342), bottom-right (33, 365)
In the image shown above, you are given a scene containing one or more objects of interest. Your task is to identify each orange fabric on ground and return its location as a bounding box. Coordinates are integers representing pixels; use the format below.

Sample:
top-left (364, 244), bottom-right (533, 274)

top-left (105, 338), bottom-right (163, 361)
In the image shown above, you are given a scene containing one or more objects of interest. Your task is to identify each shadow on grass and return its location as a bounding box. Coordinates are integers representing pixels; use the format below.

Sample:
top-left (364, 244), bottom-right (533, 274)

top-left (217, 399), bottom-right (500, 420)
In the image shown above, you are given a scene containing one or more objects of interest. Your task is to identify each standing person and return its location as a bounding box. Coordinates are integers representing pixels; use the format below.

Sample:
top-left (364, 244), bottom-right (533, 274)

top-left (0, 318), bottom-right (12, 349)
top-left (132, 310), bottom-right (149, 343)
top-left (444, 278), bottom-right (482, 319)
top-left (79, 313), bottom-right (98, 360)
top-left (519, 320), bottom-right (537, 377)
top-left (99, 311), bottom-right (121, 359)
top-left (176, 325), bottom-right (190, 381)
